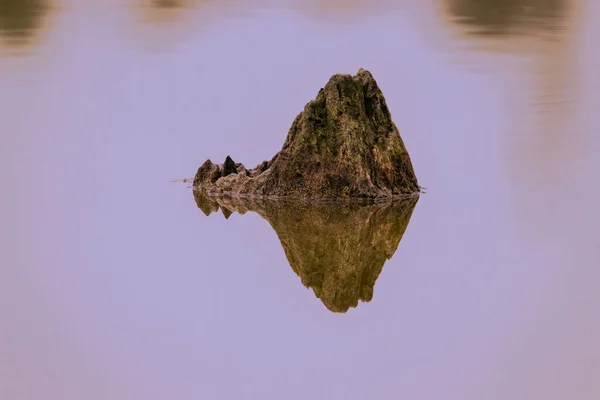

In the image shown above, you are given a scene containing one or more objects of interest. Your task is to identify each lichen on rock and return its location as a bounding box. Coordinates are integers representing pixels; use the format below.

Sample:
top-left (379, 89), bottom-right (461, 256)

top-left (194, 69), bottom-right (420, 199)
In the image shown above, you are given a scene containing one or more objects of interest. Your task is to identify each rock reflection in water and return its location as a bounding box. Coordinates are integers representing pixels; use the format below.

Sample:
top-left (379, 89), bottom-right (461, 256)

top-left (0, 0), bottom-right (48, 46)
top-left (194, 190), bottom-right (418, 313)
top-left (152, 0), bottom-right (183, 7)
top-left (446, 0), bottom-right (567, 36)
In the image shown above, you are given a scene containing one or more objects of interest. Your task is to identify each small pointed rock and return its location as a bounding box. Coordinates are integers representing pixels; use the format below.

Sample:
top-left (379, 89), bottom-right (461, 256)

top-left (221, 206), bottom-right (233, 219)
top-left (222, 156), bottom-right (238, 177)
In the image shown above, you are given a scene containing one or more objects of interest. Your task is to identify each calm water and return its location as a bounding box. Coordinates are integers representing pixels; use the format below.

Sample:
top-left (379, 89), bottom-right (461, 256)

top-left (2, 0), bottom-right (599, 399)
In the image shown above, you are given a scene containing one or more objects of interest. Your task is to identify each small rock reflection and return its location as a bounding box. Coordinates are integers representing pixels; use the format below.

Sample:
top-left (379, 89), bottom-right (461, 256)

top-left (0, 0), bottom-right (49, 47)
top-left (194, 190), bottom-right (418, 313)
top-left (152, 0), bottom-right (184, 7)
top-left (446, 0), bottom-right (568, 36)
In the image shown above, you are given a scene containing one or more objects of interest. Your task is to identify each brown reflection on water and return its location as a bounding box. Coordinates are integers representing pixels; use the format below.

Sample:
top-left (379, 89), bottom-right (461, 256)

top-left (133, 0), bottom-right (253, 49)
top-left (288, 0), bottom-right (406, 21)
top-left (442, 0), bottom-right (582, 204)
top-left (446, 0), bottom-right (568, 36)
top-left (0, 0), bottom-right (50, 48)
top-left (138, 0), bottom-right (191, 25)
top-left (153, 0), bottom-right (184, 7)
top-left (194, 191), bottom-right (418, 313)
top-left (133, 0), bottom-right (201, 50)
top-left (512, 35), bottom-right (578, 190)
top-left (137, 0), bottom-right (251, 22)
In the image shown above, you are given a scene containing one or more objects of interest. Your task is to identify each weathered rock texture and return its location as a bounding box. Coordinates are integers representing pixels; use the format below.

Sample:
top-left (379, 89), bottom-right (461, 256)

top-left (194, 191), bottom-right (418, 312)
top-left (194, 69), bottom-right (419, 199)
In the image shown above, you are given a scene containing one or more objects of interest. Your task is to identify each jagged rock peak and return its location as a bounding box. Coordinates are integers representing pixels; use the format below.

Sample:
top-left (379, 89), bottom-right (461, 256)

top-left (194, 69), bottom-right (420, 199)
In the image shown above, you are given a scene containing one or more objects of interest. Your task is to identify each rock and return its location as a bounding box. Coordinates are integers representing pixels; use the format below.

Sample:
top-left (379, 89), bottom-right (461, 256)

top-left (193, 159), bottom-right (221, 186)
top-left (193, 69), bottom-right (420, 199)
top-left (222, 156), bottom-right (238, 177)
top-left (256, 161), bottom-right (270, 175)
top-left (193, 194), bottom-right (419, 312)
top-left (235, 163), bottom-right (250, 177)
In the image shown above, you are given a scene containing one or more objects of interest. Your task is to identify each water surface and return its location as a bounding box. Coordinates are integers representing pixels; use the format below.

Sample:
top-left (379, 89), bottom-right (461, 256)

top-left (1, 0), bottom-right (599, 399)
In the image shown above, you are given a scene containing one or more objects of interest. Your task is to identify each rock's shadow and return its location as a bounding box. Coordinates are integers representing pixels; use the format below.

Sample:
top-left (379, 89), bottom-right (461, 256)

top-left (194, 190), bottom-right (418, 313)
